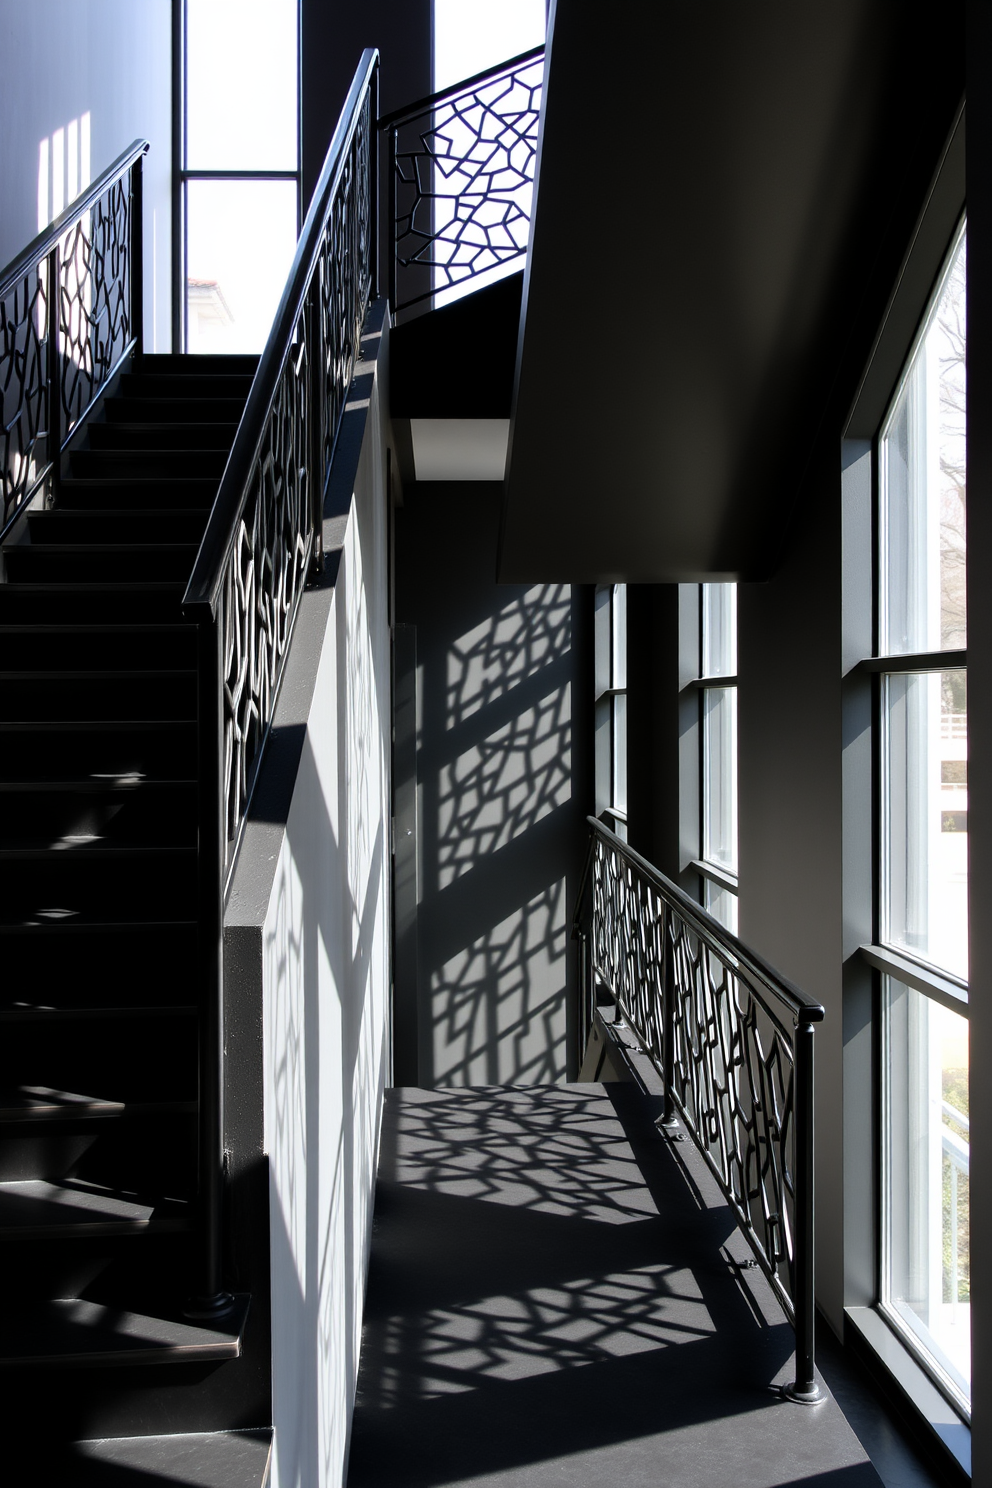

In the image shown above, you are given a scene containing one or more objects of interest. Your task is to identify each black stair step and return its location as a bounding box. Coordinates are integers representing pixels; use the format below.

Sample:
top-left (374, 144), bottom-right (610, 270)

top-left (69, 449), bottom-right (229, 480)
top-left (0, 1002), bottom-right (197, 1023)
top-left (2, 1012), bottom-right (197, 1100)
top-left (0, 846), bottom-right (198, 923)
top-left (136, 352), bottom-right (259, 375)
top-left (57, 478), bottom-right (220, 510)
top-left (25, 509), bottom-right (209, 545)
top-left (106, 396), bottom-right (249, 424)
top-left (0, 719), bottom-right (197, 781)
top-left (0, 582), bottom-right (185, 624)
top-left (0, 1179), bottom-right (191, 1240)
top-left (0, 1294), bottom-right (248, 1368)
top-left (119, 372), bottom-right (256, 400)
top-left (0, 670), bottom-right (196, 723)
top-left (0, 623), bottom-right (197, 672)
top-left (64, 1428), bottom-right (272, 1488)
top-left (0, 1087), bottom-right (196, 1122)
top-left (3, 542), bottom-right (199, 584)
top-left (0, 782), bottom-right (196, 851)
top-left (88, 422), bottom-right (240, 452)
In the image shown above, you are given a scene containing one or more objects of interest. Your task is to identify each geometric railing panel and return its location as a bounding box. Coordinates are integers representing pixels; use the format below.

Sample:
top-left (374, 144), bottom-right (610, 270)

top-left (387, 48), bottom-right (544, 313)
top-left (1, 161), bottom-right (138, 533)
top-left (575, 814), bottom-right (824, 1413)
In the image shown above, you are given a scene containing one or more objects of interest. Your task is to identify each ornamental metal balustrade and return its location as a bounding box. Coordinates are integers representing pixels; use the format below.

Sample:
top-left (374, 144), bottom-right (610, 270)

top-left (0, 139), bottom-right (146, 539)
top-left (182, 49), bottom-right (377, 1307)
top-left (380, 45), bottom-right (545, 317)
top-left (573, 817), bottom-right (826, 1404)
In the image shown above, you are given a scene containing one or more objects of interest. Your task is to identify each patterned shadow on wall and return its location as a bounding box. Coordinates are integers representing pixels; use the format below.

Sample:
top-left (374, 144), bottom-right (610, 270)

top-left (418, 584), bottom-right (573, 1085)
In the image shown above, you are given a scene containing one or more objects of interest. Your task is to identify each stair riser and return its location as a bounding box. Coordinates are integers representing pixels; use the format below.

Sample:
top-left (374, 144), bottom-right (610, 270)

top-left (0, 1120), bottom-right (197, 1193)
top-left (0, 787), bottom-right (197, 850)
top-left (69, 451), bottom-right (229, 480)
top-left (57, 481), bottom-right (219, 511)
top-left (6, 852), bottom-right (198, 922)
top-left (3, 1022), bottom-right (198, 1103)
top-left (4, 548), bottom-right (198, 584)
top-left (106, 398), bottom-right (248, 425)
top-left (119, 372), bottom-right (255, 399)
top-left (88, 424), bottom-right (238, 453)
top-left (0, 588), bottom-right (185, 624)
top-left (0, 675), bottom-right (196, 723)
top-left (0, 724), bottom-right (197, 782)
top-left (26, 512), bottom-right (209, 546)
top-left (0, 626), bottom-right (197, 673)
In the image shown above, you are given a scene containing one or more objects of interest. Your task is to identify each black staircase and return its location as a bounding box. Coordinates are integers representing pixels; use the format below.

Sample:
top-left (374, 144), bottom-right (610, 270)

top-left (0, 354), bottom-right (257, 1464)
top-left (0, 47), bottom-right (377, 1476)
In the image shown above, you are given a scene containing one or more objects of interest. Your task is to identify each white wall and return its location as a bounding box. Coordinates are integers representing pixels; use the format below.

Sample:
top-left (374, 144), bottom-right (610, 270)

top-left (0, 0), bottom-right (172, 351)
top-left (226, 320), bottom-right (392, 1488)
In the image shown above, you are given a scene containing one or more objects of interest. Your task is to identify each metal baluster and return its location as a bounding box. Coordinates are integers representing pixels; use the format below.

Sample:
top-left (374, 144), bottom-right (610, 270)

top-left (660, 905), bottom-right (679, 1133)
top-left (131, 153), bottom-right (144, 358)
top-left (784, 1016), bottom-right (821, 1403)
top-left (47, 244), bottom-right (62, 506)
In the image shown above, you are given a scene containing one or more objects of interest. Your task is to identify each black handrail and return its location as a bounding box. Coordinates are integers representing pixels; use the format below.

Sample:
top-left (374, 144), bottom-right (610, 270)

top-left (184, 48), bottom-right (379, 617)
top-left (0, 138), bottom-right (148, 303)
top-left (573, 818), bottom-right (825, 1028)
top-left (0, 138), bottom-right (147, 539)
top-left (573, 817), bottom-right (824, 1406)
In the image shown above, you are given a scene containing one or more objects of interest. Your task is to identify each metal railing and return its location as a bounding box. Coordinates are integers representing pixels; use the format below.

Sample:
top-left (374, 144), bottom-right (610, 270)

top-left (181, 49), bottom-right (378, 1310)
top-left (573, 818), bottom-right (825, 1404)
top-left (380, 45), bottom-right (544, 317)
top-left (0, 139), bottom-right (146, 540)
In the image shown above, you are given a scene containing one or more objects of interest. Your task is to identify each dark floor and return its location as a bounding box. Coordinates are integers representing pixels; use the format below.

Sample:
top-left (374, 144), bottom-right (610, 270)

top-left (347, 1084), bottom-right (885, 1488)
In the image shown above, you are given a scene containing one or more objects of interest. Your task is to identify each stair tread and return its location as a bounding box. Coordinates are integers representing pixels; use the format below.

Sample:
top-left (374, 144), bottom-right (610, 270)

top-left (0, 1087), bottom-right (197, 1122)
top-left (0, 1003), bottom-right (197, 1022)
top-left (0, 842), bottom-right (195, 859)
top-left (0, 1178), bottom-right (191, 1237)
top-left (0, 1294), bottom-right (249, 1368)
top-left (0, 778), bottom-right (196, 791)
top-left (0, 912), bottom-right (199, 933)
top-left (65, 1428), bottom-right (271, 1487)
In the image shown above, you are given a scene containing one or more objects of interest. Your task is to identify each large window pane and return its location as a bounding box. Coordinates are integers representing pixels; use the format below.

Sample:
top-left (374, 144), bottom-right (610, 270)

top-left (703, 686), bottom-right (737, 872)
top-left (186, 0), bottom-right (298, 171)
top-left (882, 669), bottom-right (967, 980)
top-left (882, 977), bottom-right (970, 1410)
top-left (186, 179), bottom-right (298, 353)
top-left (879, 225), bottom-right (966, 656)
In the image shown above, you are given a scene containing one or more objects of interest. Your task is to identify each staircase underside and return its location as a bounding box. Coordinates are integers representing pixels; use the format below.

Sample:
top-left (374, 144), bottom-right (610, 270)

top-left (348, 1082), bottom-right (879, 1488)
top-left (500, 0), bottom-right (964, 582)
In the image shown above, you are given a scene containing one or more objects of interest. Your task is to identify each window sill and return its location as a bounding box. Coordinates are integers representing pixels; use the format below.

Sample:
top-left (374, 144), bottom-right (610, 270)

top-left (691, 858), bottom-right (738, 894)
top-left (845, 1306), bottom-right (971, 1482)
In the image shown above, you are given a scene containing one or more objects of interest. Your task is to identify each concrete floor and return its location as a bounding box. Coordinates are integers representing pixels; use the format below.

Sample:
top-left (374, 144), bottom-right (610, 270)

top-left (347, 1084), bottom-right (882, 1488)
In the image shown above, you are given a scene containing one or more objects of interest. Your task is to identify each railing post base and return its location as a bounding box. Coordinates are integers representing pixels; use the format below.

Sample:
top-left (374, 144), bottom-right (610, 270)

top-left (184, 1292), bottom-right (236, 1322)
top-left (781, 1379), bottom-right (825, 1406)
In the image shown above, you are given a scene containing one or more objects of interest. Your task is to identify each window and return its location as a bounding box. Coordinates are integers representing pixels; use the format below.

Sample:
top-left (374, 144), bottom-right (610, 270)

top-left (698, 584), bottom-right (738, 932)
top-left (594, 584), bottom-right (627, 838)
top-left (875, 220), bottom-right (969, 1416)
top-left (179, 0), bottom-right (300, 352)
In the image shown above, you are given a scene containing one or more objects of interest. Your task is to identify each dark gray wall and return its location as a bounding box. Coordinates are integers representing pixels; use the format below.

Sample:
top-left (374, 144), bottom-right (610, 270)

top-left (301, 0), bottom-right (430, 204)
top-left (395, 481), bottom-right (592, 1084)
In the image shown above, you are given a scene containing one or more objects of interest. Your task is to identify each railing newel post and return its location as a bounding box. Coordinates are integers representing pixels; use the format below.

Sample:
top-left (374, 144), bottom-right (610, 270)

top-left (186, 608), bottom-right (234, 1320)
top-left (47, 242), bottom-right (62, 508)
top-left (660, 903), bottom-right (679, 1133)
top-left (131, 151), bottom-right (145, 359)
top-left (783, 1015), bottom-right (822, 1403)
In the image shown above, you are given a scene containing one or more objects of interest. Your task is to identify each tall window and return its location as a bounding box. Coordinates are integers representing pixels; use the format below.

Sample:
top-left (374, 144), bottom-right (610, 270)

top-left (180, 0), bottom-right (300, 352)
top-left (594, 584), bottom-right (627, 839)
top-left (699, 584), bottom-right (738, 932)
top-left (875, 221), bottom-right (969, 1415)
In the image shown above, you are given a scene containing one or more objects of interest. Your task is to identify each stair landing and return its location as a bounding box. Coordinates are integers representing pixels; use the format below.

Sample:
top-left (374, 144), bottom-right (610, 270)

top-left (347, 1084), bottom-right (880, 1488)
